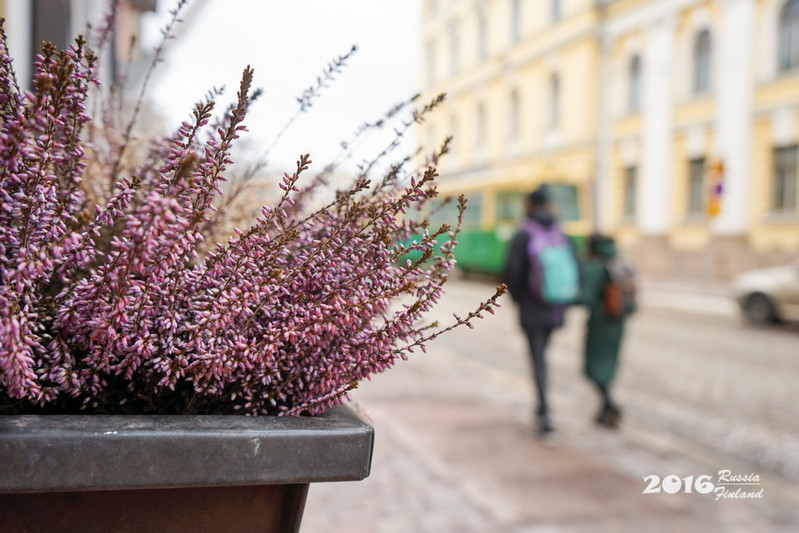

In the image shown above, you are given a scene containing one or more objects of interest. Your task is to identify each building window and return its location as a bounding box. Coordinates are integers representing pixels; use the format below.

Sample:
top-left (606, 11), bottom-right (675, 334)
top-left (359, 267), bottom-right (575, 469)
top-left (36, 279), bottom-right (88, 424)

top-left (478, 9), bottom-right (487, 61)
top-left (687, 157), bottom-right (706, 216)
top-left (773, 145), bottom-right (798, 213)
top-left (693, 29), bottom-right (712, 93)
top-left (449, 20), bottom-right (459, 75)
top-left (623, 166), bottom-right (637, 219)
top-left (426, 39), bottom-right (435, 86)
top-left (32, 0), bottom-right (71, 58)
top-left (511, 0), bottom-right (521, 44)
top-left (476, 103), bottom-right (486, 148)
top-left (779, 0), bottom-right (799, 71)
top-left (509, 90), bottom-right (519, 140)
top-left (551, 0), bottom-right (562, 23)
top-left (549, 73), bottom-right (560, 128)
top-left (628, 55), bottom-right (642, 113)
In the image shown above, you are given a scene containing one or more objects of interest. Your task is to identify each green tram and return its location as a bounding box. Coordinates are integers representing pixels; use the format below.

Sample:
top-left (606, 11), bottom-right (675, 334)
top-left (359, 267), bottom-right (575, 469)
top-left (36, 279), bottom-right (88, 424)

top-left (423, 183), bottom-right (589, 275)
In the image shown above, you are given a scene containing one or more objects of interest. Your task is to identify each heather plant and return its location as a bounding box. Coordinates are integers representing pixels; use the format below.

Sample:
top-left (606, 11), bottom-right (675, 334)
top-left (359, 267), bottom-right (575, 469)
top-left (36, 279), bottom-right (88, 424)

top-left (0, 7), bottom-right (505, 416)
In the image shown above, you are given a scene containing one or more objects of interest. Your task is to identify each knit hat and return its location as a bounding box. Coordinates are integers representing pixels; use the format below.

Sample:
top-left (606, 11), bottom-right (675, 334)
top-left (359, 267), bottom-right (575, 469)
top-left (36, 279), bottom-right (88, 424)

top-left (527, 186), bottom-right (550, 206)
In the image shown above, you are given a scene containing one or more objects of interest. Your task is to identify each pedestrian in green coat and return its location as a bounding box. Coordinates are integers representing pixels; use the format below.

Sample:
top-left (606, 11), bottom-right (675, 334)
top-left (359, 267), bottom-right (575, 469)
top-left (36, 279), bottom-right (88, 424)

top-left (578, 234), bottom-right (636, 428)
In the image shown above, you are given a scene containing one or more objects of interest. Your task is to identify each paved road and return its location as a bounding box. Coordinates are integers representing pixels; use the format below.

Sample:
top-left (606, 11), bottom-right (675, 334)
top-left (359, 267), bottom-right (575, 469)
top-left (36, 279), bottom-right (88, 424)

top-left (302, 280), bottom-right (799, 532)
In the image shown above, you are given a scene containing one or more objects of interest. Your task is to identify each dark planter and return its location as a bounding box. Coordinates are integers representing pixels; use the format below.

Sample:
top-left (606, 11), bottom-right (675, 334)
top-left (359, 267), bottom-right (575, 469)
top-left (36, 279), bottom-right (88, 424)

top-left (0, 405), bottom-right (373, 533)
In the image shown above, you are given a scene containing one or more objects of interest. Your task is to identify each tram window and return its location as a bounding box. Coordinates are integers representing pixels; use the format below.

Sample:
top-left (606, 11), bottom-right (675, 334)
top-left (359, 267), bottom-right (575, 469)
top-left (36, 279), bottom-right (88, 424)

top-left (428, 199), bottom-right (458, 228)
top-left (496, 192), bottom-right (525, 222)
top-left (542, 183), bottom-right (580, 221)
top-left (461, 194), bottom-right (483, 228)
top-left (429, 194), bottom-right (482, 229)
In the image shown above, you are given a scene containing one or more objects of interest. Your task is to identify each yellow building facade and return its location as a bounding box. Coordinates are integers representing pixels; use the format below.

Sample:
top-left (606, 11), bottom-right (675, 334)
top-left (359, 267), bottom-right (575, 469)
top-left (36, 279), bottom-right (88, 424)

top-left (421, 0), bottom-right (599, 250)
top-left (421, 0), bottom-right (799, 280)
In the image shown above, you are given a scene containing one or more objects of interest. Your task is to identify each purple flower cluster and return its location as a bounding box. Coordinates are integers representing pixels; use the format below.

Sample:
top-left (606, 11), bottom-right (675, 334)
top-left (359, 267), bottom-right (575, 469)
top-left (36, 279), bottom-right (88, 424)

top-left (0, 25), bottom-right (505, 415)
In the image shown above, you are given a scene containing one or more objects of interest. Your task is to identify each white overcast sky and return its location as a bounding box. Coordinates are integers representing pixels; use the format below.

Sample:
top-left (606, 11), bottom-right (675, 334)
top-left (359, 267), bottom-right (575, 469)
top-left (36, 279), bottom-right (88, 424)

top-left (141, 0), bottom-right (421, 174)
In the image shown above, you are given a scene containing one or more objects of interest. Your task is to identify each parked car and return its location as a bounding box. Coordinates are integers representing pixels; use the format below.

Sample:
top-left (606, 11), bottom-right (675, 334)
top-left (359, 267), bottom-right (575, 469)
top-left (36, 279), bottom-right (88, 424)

top-left (732, 261), bottom-right (799, 325)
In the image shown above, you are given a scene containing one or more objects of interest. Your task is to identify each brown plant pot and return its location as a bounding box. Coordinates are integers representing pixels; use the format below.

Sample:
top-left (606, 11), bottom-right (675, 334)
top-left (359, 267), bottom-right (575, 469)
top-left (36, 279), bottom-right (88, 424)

top-left (0, 405), bottom-right (373, 533)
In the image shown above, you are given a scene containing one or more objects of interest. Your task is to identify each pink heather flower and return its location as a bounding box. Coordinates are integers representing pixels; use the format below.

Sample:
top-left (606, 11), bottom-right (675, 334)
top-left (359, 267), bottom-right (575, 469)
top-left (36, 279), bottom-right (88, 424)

top-left (0, 16), bottom-right (506, 416)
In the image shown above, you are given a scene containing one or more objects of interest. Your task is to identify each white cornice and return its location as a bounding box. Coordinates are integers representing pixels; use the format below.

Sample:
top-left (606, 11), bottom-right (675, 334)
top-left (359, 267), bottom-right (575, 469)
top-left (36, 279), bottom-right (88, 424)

top-left (604, 0), bottom-right (704, 38)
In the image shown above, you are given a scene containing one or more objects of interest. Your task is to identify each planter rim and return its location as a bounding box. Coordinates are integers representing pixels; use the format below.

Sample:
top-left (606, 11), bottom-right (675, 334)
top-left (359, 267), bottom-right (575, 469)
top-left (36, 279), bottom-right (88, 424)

top-left (0, 404), bottom-right (373, 493)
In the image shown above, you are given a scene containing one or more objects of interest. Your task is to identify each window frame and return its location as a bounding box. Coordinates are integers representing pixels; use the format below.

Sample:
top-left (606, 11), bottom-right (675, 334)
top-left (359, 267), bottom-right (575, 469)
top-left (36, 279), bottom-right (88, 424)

top-left (687, 157), bottom-right (707, 217)
top-left (509, 89), bottom-right (520, 140)
top-left (693, 29), bottom-right (712, 94)
top-left (477, 8), bottom-right (487, 61)
top-left (511, 0), bottom-right (521, 44)
top-left (427, 123), bottom-right (437, 157)
top-left (623, 165), bottom-right (637, 220)
top-left (449, 19), bottom-right (459, 75)
top-left (551, 0), bottom-right (562, 23)
top-left (426, 39), bottom-right (436, 87)
top-left (628, 54), bottom-right (642, 114)
top-left (549, 73), bottom-right (560, 129)
top-left (476, 102), bottom-right (486, 148)
top-left (772, 145), bottom-right (799, 214)
top-left (779, 0), bottom-right (799, 72)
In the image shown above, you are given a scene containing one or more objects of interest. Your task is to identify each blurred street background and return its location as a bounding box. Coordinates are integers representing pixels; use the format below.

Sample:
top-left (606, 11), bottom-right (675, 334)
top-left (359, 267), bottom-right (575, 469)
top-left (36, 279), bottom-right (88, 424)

top-left (303, 278), bottom-right (799, 532)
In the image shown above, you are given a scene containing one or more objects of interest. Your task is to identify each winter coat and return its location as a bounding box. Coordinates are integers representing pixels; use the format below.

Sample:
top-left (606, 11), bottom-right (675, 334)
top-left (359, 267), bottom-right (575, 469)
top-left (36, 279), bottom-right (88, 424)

top-left (577, 238), bottom-right (626, 387)
top-left (503, 209), bottom-right (569, 330)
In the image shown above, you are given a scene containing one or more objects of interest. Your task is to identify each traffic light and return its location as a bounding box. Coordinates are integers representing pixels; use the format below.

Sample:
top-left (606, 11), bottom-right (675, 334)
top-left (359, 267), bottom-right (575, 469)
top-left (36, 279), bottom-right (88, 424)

top-left (707, 159), bottom-right (724, 218)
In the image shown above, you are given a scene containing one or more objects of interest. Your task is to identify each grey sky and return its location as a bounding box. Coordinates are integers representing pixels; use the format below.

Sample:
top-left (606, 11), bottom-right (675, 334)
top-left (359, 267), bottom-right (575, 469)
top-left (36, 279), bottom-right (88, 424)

top-left (143, 0), bottom-right (421, 174)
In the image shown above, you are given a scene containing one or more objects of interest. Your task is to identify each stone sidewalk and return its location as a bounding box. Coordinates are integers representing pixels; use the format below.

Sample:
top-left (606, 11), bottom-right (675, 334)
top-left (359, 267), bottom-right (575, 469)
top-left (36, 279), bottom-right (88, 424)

top-left (300, 281), bottom-right (799, 532)
top-left (302, 351), bottom-right (779, 533)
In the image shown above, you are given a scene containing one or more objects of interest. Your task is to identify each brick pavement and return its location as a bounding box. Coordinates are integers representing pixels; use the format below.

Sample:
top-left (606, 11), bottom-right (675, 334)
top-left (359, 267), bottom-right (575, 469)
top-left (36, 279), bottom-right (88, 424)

top-left (301, 280), bottom-right (799, 532)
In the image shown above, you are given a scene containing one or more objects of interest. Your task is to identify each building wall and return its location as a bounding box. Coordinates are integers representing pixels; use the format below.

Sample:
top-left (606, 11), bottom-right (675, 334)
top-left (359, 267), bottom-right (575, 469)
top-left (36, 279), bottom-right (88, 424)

top-left (421, 0), bottom-right (598, 240)
top-left (2, 0), bottom-right (154, 91)
top-left (750, 110), bottom-right (799, 251)
top-left (422, 0), bottom-right (799, 280)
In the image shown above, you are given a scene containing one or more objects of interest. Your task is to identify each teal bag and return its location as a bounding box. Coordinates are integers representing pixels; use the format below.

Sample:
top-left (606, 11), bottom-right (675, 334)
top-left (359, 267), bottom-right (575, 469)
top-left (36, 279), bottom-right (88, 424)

top-left (525, 220), bottom-right (579, 304)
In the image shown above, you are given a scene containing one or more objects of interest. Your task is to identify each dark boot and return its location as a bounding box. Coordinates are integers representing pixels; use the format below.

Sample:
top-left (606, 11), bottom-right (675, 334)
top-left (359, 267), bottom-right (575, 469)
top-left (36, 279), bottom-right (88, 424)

top-left (536, 408), bottom-right (554, 436)
top-left (596, 403), bottom-right (621, 429)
